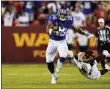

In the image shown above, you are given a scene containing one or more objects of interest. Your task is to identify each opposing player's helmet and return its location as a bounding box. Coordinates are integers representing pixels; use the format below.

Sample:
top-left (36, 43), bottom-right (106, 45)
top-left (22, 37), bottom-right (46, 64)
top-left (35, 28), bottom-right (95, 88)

top-left (85, 50), bottom-right (95, 60)
top-left (58, 5), bottom-right (69, 21)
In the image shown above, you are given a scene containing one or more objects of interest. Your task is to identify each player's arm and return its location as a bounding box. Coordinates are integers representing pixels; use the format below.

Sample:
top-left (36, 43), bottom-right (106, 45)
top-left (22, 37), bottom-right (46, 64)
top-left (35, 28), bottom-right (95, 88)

top-left (46, 21), bottom-right (59, 35)
top-left (46, 21), bottom-right (56, 34)
top-left (94, 30), bottom-right (99, 46)
top-left (71, 25), bottom-right (86, 35)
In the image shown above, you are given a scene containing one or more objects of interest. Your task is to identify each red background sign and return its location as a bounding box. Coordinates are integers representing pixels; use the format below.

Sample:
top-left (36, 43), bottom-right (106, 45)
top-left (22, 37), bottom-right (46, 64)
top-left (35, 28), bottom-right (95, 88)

top-left (2, 26), bottom-right (97, 63)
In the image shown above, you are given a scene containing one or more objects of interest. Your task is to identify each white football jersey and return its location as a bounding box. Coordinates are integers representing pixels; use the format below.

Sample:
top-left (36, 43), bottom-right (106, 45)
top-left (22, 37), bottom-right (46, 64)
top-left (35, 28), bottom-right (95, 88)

top-left (74, 30), bottom-right (89, 46)
top-left (71, 11), bottom-right (86, 27)
top-left (80, 60), bottom-right (101, 80)
top-left (4, 12), bottom-right (14, 26)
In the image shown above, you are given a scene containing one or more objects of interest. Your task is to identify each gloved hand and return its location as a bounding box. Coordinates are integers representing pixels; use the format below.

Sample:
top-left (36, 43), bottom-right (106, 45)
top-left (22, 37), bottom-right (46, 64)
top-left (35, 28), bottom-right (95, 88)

top-left (85, 32), bottom-right (95, 38)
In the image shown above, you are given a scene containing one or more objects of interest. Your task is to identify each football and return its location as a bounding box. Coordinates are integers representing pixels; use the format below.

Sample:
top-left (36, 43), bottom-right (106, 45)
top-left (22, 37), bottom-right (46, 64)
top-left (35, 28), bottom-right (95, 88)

top-left (53, 26), bottom-right (59, 31)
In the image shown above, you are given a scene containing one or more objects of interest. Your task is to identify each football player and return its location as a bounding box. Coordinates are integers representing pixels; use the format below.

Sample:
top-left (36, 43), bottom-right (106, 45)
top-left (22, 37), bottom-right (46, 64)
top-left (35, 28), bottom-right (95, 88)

top-left (46, 5), bottom-right (91, 84)
top-left (71, 50), bottom-right (110, 80)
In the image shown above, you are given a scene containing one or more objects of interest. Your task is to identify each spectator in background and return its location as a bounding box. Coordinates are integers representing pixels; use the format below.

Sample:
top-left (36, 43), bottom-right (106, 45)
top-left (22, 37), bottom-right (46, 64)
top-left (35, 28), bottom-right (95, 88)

top-left (71, 5), bottom-right (89, 52)
top-left (34, 1), bottom-right (45, 9)
top-left (34, 1), bottom-right (47, 15)
top-left (94, 2), bottom-right (106, 19)
top-left (101, 1), bottom-right (110, 11)
top-left (105, 10), bottom-right (110, 26)
top-left (74, 29), bottom-right (89, 52)
top-left (81, 1), bottom-right (93, 16)
top-left (92, 2), bottom-right (107, 27)
top-left (81, 1), bottom-right (94, 22)
top-left (46, 6), bottom-right (55, 21)
top-left (9, 1), bottom-right (24, 15)
top-left (2, 1), bottom-right (110, 27)
top-left (3, 6), bottom-right (15, 26)
top-left (37, 14), bottom-right (47, 26)
top-left (47, 1), bottom-right (57, 13)
top-left (1, 2), bottom-right (6, 26)
top-left (71, 5), bottom-right (86, 27)
top-left (15, 10), bottom-right (30, 27)
top-left (46, 1), bottom-right (67, 20)
top-left (46, 1), bottom-right (67, 14)
top-left (1, 2), bottom-right (6, 16)
top-left (24, 1), bottom-right (34, 22)
top-left (32, 7), bottom-right (47, 26)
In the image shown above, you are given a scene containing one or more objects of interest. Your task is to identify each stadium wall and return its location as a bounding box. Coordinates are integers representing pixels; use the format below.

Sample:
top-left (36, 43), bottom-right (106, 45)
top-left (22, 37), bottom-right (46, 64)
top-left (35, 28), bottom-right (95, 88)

top-left (2, 26), bottom-right (97, 63)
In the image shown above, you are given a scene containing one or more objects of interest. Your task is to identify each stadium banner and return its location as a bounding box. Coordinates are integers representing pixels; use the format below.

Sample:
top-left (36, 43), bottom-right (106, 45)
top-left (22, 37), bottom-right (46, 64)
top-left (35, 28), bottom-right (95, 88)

top-left (2, 26), bottom-right (49, 63)
top-left (2, 26), bottom-right (97, 63)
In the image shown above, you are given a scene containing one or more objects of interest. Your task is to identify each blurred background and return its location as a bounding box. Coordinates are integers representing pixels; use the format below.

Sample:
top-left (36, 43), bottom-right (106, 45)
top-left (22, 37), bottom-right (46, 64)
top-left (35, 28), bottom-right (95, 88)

top-left (1, 1), bottom-right (110, 63)
top-left (1, 1), bottom-right (110, 27)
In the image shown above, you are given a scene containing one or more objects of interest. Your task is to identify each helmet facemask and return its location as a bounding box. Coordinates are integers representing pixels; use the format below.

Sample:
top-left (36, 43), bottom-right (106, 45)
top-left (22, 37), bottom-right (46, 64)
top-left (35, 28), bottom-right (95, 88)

top-left (59, 13), bottom-right (67, 21)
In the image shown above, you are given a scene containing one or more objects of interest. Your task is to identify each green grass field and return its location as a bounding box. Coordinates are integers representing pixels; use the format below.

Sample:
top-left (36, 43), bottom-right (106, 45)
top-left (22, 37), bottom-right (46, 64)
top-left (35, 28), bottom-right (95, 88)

top-left (2, 64), bottom-right (110, 89)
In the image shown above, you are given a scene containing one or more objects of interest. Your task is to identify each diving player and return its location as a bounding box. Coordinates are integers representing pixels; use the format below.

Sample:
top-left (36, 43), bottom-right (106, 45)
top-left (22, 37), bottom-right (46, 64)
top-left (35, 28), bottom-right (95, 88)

top-left (46, 6), bottom-right (91, 84)
top-left (71, 50), bottom-right (110, 80)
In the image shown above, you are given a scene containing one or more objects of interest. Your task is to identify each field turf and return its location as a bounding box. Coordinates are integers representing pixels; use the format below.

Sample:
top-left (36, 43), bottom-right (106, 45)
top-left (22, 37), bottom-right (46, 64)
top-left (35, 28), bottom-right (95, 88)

top-left (2, 64), bottom-right (110, 89)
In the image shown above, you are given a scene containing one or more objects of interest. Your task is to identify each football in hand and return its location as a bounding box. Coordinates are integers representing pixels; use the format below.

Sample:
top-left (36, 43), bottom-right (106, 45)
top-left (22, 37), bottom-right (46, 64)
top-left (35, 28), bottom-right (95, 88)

top-left (53, 26), bottom-right (59, 31)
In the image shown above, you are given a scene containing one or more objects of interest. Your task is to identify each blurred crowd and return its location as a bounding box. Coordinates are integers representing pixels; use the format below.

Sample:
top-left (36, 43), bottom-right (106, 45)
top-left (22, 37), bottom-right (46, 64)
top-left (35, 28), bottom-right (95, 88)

top-left (1, 1), bottom-right (110, 27)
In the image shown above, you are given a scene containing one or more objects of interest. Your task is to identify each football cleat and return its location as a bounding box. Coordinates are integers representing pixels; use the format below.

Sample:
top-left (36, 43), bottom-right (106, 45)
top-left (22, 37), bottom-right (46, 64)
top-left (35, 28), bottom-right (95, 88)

top-left (105, 64), bottom-right (110, 71)
top-left (51, 74), bottom-right (59, 84)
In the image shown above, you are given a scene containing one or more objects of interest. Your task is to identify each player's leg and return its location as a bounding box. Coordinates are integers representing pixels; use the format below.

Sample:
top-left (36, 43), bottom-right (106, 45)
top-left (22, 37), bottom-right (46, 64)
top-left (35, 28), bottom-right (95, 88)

top-left (100, 69), bottom-right (109, 75)
top-left (46, 40), bottom-right (58, 84)
top-left (103, 43), bottom-right (110, 69)
top-left (97, 43), bottom-right (109, 69)
top-left (56, 40), bottom-right (68, 73)
top-left (71, 56), bottom-right (82, 69)
top-left (99, 62), bottom-right (110, 75)
top-left (104, 43), bottom-right (110, 57)
top-left (96, 53), bottom-right (110, 69)
top-left (96, 55), bottom-right (106, 69)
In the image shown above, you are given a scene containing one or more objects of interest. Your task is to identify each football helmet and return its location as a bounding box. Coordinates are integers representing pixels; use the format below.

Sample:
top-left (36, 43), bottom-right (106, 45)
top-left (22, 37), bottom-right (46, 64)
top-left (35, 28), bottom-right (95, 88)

top-left (57, 6), bottom-right (69, 21)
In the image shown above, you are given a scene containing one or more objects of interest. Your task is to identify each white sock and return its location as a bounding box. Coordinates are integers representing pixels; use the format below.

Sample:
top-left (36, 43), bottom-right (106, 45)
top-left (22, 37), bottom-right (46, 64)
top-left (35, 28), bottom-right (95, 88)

top-left (57, 59), bottom-right (62, 68)
top-left (52, 73), bottom-right (55, 77)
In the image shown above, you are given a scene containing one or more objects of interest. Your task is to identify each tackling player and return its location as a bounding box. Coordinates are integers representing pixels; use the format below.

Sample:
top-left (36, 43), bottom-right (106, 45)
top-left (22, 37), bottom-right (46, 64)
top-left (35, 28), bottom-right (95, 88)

top-left (71, 50), bottom-right (110, 80)
top-left (46, 5), bottom-right (91, 84)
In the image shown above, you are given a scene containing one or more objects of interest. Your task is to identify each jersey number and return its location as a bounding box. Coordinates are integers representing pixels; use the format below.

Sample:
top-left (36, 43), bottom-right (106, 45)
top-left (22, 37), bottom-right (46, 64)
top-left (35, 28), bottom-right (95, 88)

top-left (58, 27), bottom-right (67, 36)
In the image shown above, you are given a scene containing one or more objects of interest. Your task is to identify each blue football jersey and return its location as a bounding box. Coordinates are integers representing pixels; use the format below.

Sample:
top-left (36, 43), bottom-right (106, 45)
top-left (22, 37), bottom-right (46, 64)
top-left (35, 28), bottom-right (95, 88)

top-left (48, 14), bottom-right (73, 40)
